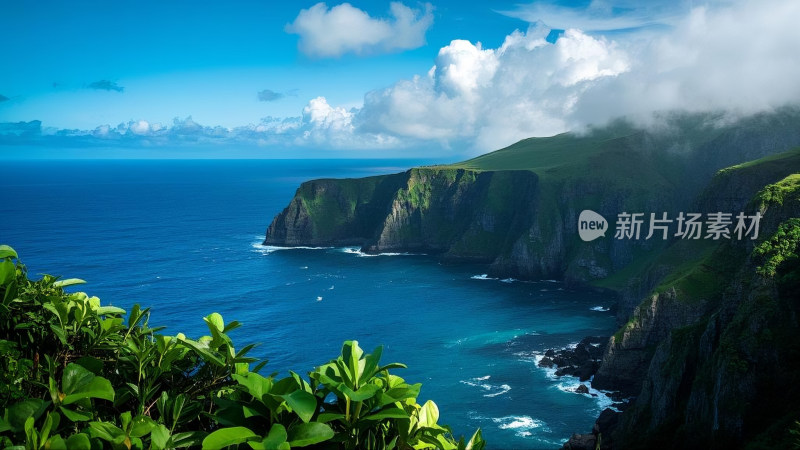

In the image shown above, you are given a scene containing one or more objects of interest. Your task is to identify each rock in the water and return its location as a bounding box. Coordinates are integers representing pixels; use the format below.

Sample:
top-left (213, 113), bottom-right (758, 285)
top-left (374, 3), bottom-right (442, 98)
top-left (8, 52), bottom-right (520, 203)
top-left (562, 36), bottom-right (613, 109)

top-left (561, 433), bottom-right (596, 450)
top-left (575, 384), bottom-right (590, 394)
top-left (538, 356), bottom-right (554, 368)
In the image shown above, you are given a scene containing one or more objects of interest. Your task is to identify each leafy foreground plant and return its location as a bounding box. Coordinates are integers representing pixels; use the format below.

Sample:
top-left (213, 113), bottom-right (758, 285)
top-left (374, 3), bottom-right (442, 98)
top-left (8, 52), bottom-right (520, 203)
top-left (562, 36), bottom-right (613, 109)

top-left (0, 245), bottom-right (484, 450)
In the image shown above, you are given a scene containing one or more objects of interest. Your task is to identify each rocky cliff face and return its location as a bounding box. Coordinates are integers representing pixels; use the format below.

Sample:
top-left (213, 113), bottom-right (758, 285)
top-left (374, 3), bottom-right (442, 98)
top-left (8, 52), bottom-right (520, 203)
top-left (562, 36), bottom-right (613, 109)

top-left (590, 165), bottom-right (800, 449)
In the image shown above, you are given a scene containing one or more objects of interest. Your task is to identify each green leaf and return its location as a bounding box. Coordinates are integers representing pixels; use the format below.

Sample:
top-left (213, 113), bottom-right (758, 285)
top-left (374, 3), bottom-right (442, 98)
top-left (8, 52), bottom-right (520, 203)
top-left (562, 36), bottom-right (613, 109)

top-left (0, 261), bottom-right (15, 286)
top-left (361, 345), bottom-right (383, 382)
top-left (7, 399), bottom-right (48, 432)
top-left (201, 427), bottom-right (257, 449)
top-left (95, 306), bottom-right (126, 316)
top-left (464, 428), bottom-right (485, 450)
top-left (204, 312), bottom-right (225, 332)
top-left (341, 383), bottom-right (380, 402)
top-left (376, 363), bottom-right (407, 372)
top-left (88, 421), bottom-right (125, 441)
top-left (232, 372), bottom-right (273, 401)
top-left (130, 415), bottom-right (156, 438)
top-left (65, 433), bottom-right (92, 450)
top-left (60, 406), bottom-right (93, 422)
top-left (24, 417), bottom-right (37, 450)
top-left (53, 278), bottom-right (86, 287)
top-left (283, 389), bottom-right (318, 423)
top-left (362, 407), bottom-right (409, 421)
top-left (287, 422), bottom-right (334, 447)
top-left (62, 364), bottom-right (95, 396)
top-left (341, 341), bottom-right (364, 385)
top-left (417, 400), bottom-right (440, 428)
top-left (150, 425), bottom-right (170, 450)
top-left (0, 245), bottom-right (18, 259)
top-left (75, 356), bottom-right (104, 375)
top-left (62, 376), bottom-right (115, 405)
top-left (178, 336), bottom-right (225, 367)
top-left (44, 435), bottom-right (68, 450)
top-left (248, 424), bottom-right (288, 450)
top-left (170, 431), bottom-right (207, 448)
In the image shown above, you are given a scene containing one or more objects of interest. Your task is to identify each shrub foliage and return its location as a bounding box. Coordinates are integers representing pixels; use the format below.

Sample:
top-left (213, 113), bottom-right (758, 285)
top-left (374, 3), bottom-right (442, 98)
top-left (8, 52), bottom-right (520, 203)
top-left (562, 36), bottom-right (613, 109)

top-left (0, 245), bottom-right (484, 450)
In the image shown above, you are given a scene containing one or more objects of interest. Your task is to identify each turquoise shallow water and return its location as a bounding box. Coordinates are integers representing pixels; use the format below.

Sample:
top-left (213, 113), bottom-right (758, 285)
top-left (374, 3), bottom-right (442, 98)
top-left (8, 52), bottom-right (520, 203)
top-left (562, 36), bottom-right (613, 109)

top-left (1, 159), bottom-right (617, 449)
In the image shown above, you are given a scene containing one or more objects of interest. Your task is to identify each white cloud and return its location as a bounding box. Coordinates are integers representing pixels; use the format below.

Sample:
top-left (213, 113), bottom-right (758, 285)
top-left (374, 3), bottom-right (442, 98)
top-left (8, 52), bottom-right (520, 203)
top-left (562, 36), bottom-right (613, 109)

top-left (303, 96), bottom-right (353, 131)
top-left (356, 25), bottom-right (630, 150)
top-left (500, 0), bottom-right (705, 31)
top-left (571, 0), bottom-right (800, 126)
top-left (129, 120), bottom-right (151, 135)
top-left (286, 2), bottom-right (433, 58)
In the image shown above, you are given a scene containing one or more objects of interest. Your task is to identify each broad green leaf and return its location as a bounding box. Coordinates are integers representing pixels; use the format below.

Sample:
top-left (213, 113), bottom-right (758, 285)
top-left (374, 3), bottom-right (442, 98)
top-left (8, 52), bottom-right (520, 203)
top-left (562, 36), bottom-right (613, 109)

top-left (249, 424), bottom-right (288, 450)
top-left (130, 415), bottom-right (156, 438)
top-left (95, 306), bottom-right (126, 316)
top-left (362, 407), bottom-right (409, 421)
top-left (341, 341), bottom-right (364, 384)
top-left (40, 411), bottom-right (60, 444)
top-left (418, 400), bottom-right (440, 428)
top-left (283, 389), bottom-right (318, 423)
top-left (465, 428), bottom-right (485, 450)
top-left (74, 356), bottom-right (103, 375)
top-left (377, 363), bottom-right (407, 372)
top-left (88, 421), bottom-right (125, 441)
top-left (201, 427), bottom-right (257, 449)
top-left (341, 383), bottom-right (380, 402)
top-left (62, 364), bottom-right (95, 396)
top-left (204, 312), bottom-right (225, 332)
top-left (24, 417), bottom-right (37, 450)
top-left (65, 433), bottom-right (92, 450)
top-left (232, 372), bottom-right (273, 401)
top-left (0, 261), bottom-right (14, 285)
top-left (178, 336), bottom-right (225, 367)
top-left (0, 245), bottom-right (18, 259)
top-left (150, 425), bottom-right (170, 450)
top-left (53, 278), bottom-right (86, 287)
top-left (287, 422), bottom-right (334, 447)
top-left (60, 406), bottom-right (93, 422)
top-left (62, 376), bottom-right (115, 404)
top-left (361, 346), bottom-right (383, 382)
top-left (7, 399), bottom-right (48, 431)
top-left (45, 435), bottom-right (68, 450)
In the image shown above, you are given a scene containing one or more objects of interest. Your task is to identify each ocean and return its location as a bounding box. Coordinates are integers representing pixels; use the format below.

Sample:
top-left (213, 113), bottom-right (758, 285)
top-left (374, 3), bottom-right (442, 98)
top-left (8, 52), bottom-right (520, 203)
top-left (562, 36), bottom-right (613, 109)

top-left (1, 159), bottom-right (618, 449)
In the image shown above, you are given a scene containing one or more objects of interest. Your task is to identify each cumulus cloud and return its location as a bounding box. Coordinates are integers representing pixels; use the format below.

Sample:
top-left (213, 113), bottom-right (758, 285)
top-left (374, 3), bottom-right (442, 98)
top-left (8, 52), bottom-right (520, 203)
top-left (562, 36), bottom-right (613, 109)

top-left (87, 80), bottom-right (124, 92)
top-left (357, 25), bottom-right (630, 149)
top-left (258, 89), bottom-right (285, 102)
top-left (286, 2), bottom-right (433, 57)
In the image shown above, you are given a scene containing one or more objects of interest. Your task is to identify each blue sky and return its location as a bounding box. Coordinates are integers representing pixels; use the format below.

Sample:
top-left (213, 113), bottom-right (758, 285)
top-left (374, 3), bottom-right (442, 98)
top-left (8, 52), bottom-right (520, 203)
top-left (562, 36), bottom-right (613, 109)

top-left (2, 0), bottom-right (799, 158)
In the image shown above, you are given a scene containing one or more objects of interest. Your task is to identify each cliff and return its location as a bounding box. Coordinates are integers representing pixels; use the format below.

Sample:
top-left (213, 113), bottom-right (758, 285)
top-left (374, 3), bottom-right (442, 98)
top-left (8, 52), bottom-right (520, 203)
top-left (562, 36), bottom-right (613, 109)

top-left (266, 108), bottom-right (800, 295)
top-left (587, 151), bottom-right (800, 449)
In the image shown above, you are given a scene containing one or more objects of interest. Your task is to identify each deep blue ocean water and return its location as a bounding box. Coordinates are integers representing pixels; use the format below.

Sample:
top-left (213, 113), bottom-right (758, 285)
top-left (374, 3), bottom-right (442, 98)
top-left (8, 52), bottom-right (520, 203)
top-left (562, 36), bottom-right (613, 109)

top-left (1, 159), bottom-right (617, 449)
